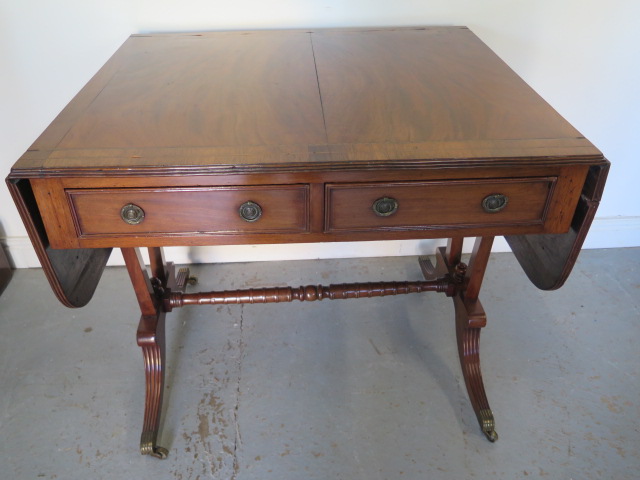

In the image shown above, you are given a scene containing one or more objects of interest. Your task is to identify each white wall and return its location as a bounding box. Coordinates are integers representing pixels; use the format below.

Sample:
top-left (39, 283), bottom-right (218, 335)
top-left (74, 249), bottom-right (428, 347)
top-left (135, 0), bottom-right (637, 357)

top-left (2, 0), bottom-right (639, 267)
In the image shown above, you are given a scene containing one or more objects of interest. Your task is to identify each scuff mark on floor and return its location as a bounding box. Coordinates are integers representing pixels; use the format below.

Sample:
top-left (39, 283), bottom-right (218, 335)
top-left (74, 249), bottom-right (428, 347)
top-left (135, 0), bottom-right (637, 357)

top-left (230, 304), bottom-right (246, 479)
top-left (174, 308), bottom-right (245, 479)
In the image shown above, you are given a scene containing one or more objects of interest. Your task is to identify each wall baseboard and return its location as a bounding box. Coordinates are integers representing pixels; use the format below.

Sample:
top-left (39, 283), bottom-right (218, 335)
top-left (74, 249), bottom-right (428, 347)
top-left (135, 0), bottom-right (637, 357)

top-left (2, 216), bottom-right (638, 269)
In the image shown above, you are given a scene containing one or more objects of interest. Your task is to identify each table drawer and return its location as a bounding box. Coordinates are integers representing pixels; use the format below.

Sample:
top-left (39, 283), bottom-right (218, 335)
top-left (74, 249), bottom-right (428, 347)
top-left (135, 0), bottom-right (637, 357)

top-left (325, 178), bottom-right (556, 233)
top-left (68, 185), bottom-right (309, 237)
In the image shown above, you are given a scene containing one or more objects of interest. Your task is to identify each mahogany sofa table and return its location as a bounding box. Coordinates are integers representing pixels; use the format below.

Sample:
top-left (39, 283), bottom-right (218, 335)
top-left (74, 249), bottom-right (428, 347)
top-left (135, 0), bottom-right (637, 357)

top-left (7, 27), bottom-right (608, 458)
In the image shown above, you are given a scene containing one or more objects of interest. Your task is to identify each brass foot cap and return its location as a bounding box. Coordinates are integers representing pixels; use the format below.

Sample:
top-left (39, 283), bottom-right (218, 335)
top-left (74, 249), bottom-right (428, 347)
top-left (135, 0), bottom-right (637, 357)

top-left (484, 430), bottom-right (498, 442)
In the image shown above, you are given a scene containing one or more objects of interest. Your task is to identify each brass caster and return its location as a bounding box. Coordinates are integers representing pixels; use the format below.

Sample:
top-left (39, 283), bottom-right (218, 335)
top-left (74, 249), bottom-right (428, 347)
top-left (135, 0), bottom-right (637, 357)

top-left (478, 409), bottom-right (498, 442)
top-left (484, 430), bottom-right (498, 442)
top-left (150, 446), bottom-right (169, 459)
top-left (140, 431), bottom-right (168, 459)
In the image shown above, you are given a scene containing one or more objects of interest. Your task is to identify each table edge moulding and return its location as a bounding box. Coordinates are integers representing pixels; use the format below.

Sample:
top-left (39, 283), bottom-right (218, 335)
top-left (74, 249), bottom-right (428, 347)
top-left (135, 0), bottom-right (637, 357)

top-left (6, 26), bottom-right (609, 458)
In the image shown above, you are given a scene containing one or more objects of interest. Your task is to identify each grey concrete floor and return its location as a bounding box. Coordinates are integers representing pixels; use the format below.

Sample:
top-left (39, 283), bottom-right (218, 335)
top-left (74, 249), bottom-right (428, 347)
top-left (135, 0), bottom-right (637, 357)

top-left (0, 248), bottom-right (638, 479)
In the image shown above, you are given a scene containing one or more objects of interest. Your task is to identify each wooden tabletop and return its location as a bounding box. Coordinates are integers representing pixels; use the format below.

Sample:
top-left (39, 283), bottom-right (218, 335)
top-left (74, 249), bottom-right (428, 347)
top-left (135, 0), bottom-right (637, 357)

top-left (13, 27), bottom-right (603, 177)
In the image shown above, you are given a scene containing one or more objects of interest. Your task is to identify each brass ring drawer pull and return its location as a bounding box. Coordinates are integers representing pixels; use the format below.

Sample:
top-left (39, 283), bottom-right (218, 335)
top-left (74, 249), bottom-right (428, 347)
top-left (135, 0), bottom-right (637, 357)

top-left (120, 203), bottom-right (145, 225)
top-left (372, 197), bottom-right (399, 217)
top-left (238, 201), bottom-right (262, 222)
top-left (482, 194), bottom-right (509, 213)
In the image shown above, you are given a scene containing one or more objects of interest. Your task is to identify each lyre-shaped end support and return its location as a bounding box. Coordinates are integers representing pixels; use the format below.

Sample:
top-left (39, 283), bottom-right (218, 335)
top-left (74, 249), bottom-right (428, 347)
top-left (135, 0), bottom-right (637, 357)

top-left (124, 248), bottom-right (197, 460)
top-left (425, 238), bottom-right (499, 443)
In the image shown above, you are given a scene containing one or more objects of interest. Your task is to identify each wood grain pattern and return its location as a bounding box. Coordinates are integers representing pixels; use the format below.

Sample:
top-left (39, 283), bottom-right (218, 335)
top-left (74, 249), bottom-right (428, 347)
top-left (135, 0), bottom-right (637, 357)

top-left (7, 139), bottom-right (600, 178)
top-left (6, 178), bottom-right (111, 307)
top-left (325, 178), bottom-right (555, 233)
top-left (505, 163), bottom-right (610, 289)
top-left (29, 163), bottom-right (589, 249)
top-left (445, 237), bottom-right (464, 266)
top-left (464, 236), bottom-right (495, 301)
top-left (122, 247), bottom-right (157, 315)
top-left (3, 27), bottom-right (611, 453)
top-left (67, 185), bottom-right (310, 236)
top-left (148, 247), bottom-right (167, 287)
top-left (8, 27), bottom-right (604, 177)
top-left (57, 33), bottom-right (325, 150)
top-left (30, 178), bottom-right (82, 249)
top-left (312, 28), bottom-right (582, 145)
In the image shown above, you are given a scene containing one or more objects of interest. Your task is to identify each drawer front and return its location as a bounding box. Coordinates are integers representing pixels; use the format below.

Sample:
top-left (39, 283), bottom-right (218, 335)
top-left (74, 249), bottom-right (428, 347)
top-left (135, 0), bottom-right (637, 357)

top-left (325, 178), bottom-right (556, 233)
top-left (68, 185), bottom-right (309, 237)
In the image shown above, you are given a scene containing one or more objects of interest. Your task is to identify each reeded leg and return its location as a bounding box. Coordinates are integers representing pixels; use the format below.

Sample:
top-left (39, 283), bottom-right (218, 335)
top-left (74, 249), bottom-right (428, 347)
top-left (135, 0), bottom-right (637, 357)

top-left (452, 294), bottom-right (497, 441)
top-left (430, 237), bottom-right (498, 442)
top-left (122, 247), bottom-right (172, 458)
top-left (137, 312), bottom-right (169, 458)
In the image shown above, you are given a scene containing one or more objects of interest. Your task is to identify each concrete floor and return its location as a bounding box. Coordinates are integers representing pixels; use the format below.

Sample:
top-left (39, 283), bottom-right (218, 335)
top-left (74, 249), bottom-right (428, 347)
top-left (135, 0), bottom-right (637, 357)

top-left (0, 248), bottom-right (638, 479)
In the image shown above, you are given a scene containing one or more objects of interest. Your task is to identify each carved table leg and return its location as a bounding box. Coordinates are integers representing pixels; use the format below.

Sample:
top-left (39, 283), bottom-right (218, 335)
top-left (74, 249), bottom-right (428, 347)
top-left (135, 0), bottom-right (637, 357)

top-left (453, 290), bottom-right (497, 442)
top-left (137, 311), bottom-right (168, 458)
top-left (122, 247), bottom-right (179, 459)
top-left (429, 237), bottom-right (498, 442)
